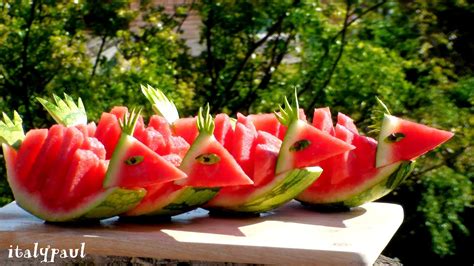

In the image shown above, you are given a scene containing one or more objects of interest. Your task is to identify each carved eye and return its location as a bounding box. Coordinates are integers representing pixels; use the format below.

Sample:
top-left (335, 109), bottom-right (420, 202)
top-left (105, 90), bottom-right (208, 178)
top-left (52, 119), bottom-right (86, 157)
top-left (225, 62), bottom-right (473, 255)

top-left (124, 155), bottom-right (144, 165)
top-left (289, 139), bottom-right (311, 152)
top-left (195, 153), bottom-right (221, 165)
top-left (385, 133), bottom-right (406, 143)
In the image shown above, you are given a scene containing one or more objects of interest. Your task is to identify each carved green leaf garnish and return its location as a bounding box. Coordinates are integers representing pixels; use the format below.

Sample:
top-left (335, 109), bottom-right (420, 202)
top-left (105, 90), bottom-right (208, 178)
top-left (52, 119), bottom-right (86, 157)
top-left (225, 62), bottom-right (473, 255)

top-left (375, 96), bottom-right (391, 116)
top-left (368, 96), bottom-right (392, 136)
top-left (385, 132), bottom-right (406, 143)
top-left (274, 88), bottom-right (300, 127)
top-left (197, 103), bottom-right (215, 136)
top-left (36, 93), bottom-right (87, 126)
top-left (119, 108), bottom-right (142, 136)
top-left (0, 111), bottom-right (25, 149)
top-left (195, 153), bottom-right (221, 165)
top-left (289, 139), bottom-right (311, 152)
top-left (141, 84), bottom-right (179, 124)
top-left (124, 155), bottom-right (144, 165)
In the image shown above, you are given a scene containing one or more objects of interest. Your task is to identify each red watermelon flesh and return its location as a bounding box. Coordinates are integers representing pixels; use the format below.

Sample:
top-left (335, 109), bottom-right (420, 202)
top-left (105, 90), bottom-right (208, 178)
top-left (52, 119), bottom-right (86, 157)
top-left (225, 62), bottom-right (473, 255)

top-left (149, 115), bottom-right (172, 140)
top-left (328, 125), bottom-right (355, 184)
top-left (312, 107), bottom-right (335, 136)
top-left (41, 126), bottom-right (85, 202)
top-left (14, 129), bottom-right (48, 186)
top-left (376, 115), bottom-right (454, 167)
top-left (285, 122), bottom-right (355, 170)
top-left (109, 106), bottom-right (128, 119)
top-left (75, 122), bottom-right (97, 138)
top-left (173, 117), bottom-right (198, 144)
top-left (81, 137), bottom-right (106, 160)
top-left (95, 112), bottom-right (121, 159)
top-left (214, 113), bottom-right (234, 151)
top-left (247, 113), bottom-right (280, 137)
top-left (168, 136), bottom-right (190, 158)
top-left (236, 113), bottom-right (257, 131)
top-left (180, 135), bottom-right (253, 187)
top-left (337, 112), bottom-right (358, 134)
top-left (231, 122), bottom-right (258, 177)
top-left (162, 154), bottom-right (183, 167)
top-left (347, 129), bottom-right (377, 176)
top-left (109, 106), bottom-right (146, 139)
top-left (28, 125), bottom-right (65, 192)
top-left (61, 149), bottom-right (104, 207)
top-left (252, 131), bottom-right (282, 186)
top-left (135, 127), bottom-right (168, 155)
top-left (107, 136), bottom-right (187, 188)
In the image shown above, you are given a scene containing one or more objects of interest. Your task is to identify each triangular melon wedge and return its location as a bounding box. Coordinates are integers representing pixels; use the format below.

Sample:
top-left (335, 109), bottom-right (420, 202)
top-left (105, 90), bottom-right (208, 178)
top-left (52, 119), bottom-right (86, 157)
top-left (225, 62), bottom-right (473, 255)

top-left (376, 114), bottom-right (454, 168)
top-left (177, 105), bottom-right (253, 187)
top-left (104, 110), bottom-right (187, 188)
top-left (275, 93), bottom-right (354, 174)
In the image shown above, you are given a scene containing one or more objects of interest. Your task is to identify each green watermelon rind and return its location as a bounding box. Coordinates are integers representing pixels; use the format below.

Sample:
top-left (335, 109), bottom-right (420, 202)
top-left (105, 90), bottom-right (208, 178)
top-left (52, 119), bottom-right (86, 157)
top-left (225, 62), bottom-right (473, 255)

top-left (3, 144), bottom-right (145, 222)
top-left (206, 166), bottom-right (322, 213)
top-left (123, 186), bottom-right (219, 217)
top-left (296, 161), bottom-right (414, 209)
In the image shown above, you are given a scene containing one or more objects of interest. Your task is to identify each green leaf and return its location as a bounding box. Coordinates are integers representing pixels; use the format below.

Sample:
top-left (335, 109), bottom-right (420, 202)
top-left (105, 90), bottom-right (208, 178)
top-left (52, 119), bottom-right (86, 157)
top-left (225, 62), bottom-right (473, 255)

top-left (36, 93), bottom-right (87, 127)
top-left (119, 108), bottom-right (142, 136)
top-left (141, 84), bottom-right (179, 124)
top-left (0, 111), bottom-right (25, 149)
top-left (197, 103), bottom-right (214, 135)
top-left (274, 88), bottom-right (300, 126)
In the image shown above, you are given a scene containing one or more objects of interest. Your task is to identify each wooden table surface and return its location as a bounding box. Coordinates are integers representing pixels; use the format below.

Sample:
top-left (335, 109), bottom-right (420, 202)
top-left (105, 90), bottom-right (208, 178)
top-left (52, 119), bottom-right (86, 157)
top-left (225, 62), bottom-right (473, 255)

top-left (0, 201), bottom-right (403, 265)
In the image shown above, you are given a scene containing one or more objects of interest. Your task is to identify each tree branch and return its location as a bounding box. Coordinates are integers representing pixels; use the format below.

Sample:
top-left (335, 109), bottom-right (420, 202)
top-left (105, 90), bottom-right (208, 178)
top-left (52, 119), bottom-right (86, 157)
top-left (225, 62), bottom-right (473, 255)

top-left (222, 0), bottom-right (301, 107)
top-left (306, 0), bottom-right (352, 112)
top-left (299, 0), bottom-right (387, 99)
top-left (19, 0), bottom-right (39, 128)
top-left (175, 0), bottom-right (195, 34)
top-left (202, 7), bottom-right (218, 97)
top-left (242, 30), bottom-right (296, 112)
top-left (90, 34), bottom-right (107, 81)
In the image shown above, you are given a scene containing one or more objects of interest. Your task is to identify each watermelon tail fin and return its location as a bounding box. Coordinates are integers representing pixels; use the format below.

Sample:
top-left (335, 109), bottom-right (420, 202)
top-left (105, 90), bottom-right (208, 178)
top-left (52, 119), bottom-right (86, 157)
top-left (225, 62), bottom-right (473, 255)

top-left (119, 108), bottom-right (142, 136)
top-left (0, 111), bottom-right (25, 149)
top-left (36, 93), bottom-right (87, 127)
top-left (141, 84), bottom-right (179, 124)
top-left (275, 88), bottom-right (300, 126)
top-left (197, 103), bottom-right (214, 135)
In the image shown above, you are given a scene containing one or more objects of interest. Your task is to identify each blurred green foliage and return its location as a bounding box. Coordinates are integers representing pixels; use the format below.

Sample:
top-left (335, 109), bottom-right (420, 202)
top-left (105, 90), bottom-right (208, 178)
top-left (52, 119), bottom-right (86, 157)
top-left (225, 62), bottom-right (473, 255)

top-left (0, 0), bottom-right (472, 263)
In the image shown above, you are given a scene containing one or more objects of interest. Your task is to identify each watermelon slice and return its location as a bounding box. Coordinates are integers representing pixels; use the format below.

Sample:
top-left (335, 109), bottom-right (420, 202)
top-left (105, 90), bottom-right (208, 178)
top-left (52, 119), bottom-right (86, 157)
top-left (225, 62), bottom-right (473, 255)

top-left (247, 113), bottom-right (281, 137)
top-left (275, 94), bottom-right (354, 174)
top-left (1, 108), bottom-right (145, 222)
top-left (337, 112), bottom-right (358, 134)
top-left (312, 107), bottom-right (335, 136)
top-left (122, 88), bottom-right (248, 217)
top-left (104, 110), bottom-right (187, 188)
top-left (376, 114), bottom-right (454, 168)
top-left (297, 109), bottom-right (453, 209)
top-left (205, 96), bottom-right (325, 214)
top-left (177, 105), bottom-right (253, 187)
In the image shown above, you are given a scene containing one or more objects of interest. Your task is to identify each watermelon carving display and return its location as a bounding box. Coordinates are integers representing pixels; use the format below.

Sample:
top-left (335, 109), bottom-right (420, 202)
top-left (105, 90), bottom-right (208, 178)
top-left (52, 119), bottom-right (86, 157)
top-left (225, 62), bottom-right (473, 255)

top-left (0, 86), bottom-right (454, 222)
top-left (296, 102), bottom-right (454, 210)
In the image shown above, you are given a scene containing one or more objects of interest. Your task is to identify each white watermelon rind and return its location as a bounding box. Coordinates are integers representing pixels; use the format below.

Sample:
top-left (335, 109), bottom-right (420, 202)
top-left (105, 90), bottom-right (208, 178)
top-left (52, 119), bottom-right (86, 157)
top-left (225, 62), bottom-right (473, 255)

top-left (103, 133), bottom-right (130, 188)
top-left (205, 166), bottom-right (322, 213)
top-left (3, 144), bottom-right (146, 222)
top-left (275, 119), bottom-right (304, 174)
top-left (375, 114), bottom-right (400, 168)
top-left (296, 160), bottom-right (414, 209)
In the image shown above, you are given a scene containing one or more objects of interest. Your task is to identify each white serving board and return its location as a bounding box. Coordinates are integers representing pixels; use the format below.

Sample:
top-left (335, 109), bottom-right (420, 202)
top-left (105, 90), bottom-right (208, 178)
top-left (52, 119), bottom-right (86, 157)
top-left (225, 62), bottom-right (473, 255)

top-left (0, 201), bottom-right (403, 265)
